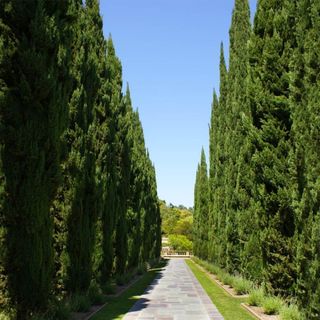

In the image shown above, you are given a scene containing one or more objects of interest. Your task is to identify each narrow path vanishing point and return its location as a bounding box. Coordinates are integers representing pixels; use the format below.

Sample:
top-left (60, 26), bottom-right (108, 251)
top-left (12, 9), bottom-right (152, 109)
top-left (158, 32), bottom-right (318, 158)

top-left (123, 259), bottom-right (224, 320)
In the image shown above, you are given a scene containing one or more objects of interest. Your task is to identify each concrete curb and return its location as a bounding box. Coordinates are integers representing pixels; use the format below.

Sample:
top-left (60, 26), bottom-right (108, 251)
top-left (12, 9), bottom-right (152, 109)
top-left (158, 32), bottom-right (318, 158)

top-left (241, 303), bottom-right (279, 320)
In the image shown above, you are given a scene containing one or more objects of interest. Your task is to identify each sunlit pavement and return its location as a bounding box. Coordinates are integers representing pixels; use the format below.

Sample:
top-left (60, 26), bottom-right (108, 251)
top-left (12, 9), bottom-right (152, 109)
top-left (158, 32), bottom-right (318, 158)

top-left (123, 259), bottom-right (224, 320)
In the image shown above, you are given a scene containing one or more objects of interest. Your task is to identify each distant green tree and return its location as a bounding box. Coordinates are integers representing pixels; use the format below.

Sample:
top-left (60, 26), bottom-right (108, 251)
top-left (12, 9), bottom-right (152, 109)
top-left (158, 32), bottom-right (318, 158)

top-left (168, 235), bottom-right (193, 252)
top-left (194, 149), bottom-right (209, 260)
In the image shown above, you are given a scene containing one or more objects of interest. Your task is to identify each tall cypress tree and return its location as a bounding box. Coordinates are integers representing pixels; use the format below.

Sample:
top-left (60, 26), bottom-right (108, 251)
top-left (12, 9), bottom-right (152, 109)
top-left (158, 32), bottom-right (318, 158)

top-left (52, 0), bottom-right (104, 294)
top-left (193, 164), bottom-right (201, 257)
top-left (210, 44), bottom-right (228, 267)
top-left (290, 0), bottom-right (320, 317)
top-left (126, 97), bottom-right (145, 270)
top-left (114, 99), bottom-right (131, 276)
top-left (96, 37), bottom-right (124, 282)
top-left (223, 0), bottom-right (251, 273)
top-left (249, 0), bottom-right (296, 295)
top-left (140, 151), bottom-right (161, 262)
top-left (0, 0), bottom-right (73, 316)
top-left (208, 90), bottom-right (219, 263)
top-left (194, 149), bottom-right (209, 260)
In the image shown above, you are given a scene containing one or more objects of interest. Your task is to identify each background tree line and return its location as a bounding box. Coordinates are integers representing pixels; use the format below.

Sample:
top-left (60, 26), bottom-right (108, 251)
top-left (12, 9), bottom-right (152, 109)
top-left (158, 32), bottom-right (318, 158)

top-left (0, 1), bottom-right (161, 319)
top-left (160, 201), bottom-right (193, 252)
top-left (194, 0), bottom-right (320, 318)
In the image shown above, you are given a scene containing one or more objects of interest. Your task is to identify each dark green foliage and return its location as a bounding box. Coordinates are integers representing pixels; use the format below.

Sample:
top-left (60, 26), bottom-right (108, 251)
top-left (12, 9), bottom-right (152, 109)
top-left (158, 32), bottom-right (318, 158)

top-left (65, 0), bottom-right (102, 294)
top-left (113, 81), bottom-right (131, 277)
top-left (0, 0), bottom-right (73, 317)
top-left (126, 99), bottom-right (145, 270)
top-left (69, 293), bottom-right (91, 313)
top-left (96, 37), bottom-right (123, 284)
top-left (208, 45), bottom-right (228, 268)
top-left (0, 0), bottom-right (161, 317)
top-left (193, 149), bottom-right (209, 260)
top-left (197, 0), bottom-right (320, 317)
top-left (223, 0), bottom-right (251, 274)
top-left (290, 0), bottom-right (320, 318)
top-left (249, 0), bottom-right (296, 295)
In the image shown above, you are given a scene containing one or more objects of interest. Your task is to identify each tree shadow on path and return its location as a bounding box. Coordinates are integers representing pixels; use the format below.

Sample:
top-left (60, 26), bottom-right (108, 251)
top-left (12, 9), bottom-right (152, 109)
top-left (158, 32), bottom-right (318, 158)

top-left (91, 261), bottom-right (167, 320)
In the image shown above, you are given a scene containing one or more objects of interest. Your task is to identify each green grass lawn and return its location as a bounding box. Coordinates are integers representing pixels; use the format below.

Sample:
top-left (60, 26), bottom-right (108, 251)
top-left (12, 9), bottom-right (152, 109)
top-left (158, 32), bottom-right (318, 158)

top-left (91, 263), bottom-right (166, 320)
top-left (186, 259), bottom-right (255, 320)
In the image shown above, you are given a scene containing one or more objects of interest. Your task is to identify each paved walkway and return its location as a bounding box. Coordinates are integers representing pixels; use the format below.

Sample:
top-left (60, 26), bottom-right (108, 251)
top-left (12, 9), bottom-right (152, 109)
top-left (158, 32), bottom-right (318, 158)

top-left (123, 259), bottom-right (224, 320)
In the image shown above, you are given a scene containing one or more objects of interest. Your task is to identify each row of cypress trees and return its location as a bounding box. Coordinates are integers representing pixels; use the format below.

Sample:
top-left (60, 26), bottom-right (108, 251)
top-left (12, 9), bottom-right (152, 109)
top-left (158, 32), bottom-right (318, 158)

top-left (194, 0), bottom-right (320, 318)
top-left (0, 1), bottom-right (161, 318)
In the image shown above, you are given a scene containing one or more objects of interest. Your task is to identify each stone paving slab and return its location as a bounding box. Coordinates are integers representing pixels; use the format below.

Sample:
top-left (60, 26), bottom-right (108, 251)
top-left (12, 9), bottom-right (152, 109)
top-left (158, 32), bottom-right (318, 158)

top-left (123, 259), bottom-right (224, 320)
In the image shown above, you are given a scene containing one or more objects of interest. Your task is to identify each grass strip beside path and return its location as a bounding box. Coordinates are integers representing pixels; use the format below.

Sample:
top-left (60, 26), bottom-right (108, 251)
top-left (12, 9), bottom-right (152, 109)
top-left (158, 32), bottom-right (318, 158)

top-left (186, 259), bottom-right (255, 320)
top-left (91, 264), bottom-right (165, 320)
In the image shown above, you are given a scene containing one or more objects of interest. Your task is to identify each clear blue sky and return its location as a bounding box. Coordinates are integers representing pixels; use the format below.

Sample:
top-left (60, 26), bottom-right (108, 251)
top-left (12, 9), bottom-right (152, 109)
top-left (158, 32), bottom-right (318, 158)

top-left (101, 0), bottom-right (257, 208)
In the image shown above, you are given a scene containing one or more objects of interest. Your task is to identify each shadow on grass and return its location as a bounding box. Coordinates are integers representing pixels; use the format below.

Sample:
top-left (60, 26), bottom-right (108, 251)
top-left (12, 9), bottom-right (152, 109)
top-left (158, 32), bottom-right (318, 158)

top-left (91, 260), bottom-right (167, 320)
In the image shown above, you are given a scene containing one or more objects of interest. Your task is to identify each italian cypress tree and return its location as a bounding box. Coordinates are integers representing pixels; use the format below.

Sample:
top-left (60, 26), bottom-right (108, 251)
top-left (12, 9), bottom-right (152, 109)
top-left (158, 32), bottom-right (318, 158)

top-left (95, 36), bottom-right (124, 283)
top-left (108, 49), bottom-right (130, 276)
top-left (290, 0), bottom-right (320, 317)
top-left (193, 164), bottom-right (201, 257)
top-left (113, 105), bottom-right (131, 276)
top-left (0, 149), bottom-right (6, 309)
top-left (213, 44), bottom-right (229, 268)
top-left (147, 161), bottom-right (162, 261)
top-left (126, 99), bottom-right (145, 270)
top-left (223, 0), bottom-right (251, 273)
top-left (208, 91), bottom-right (219, 263)
top-left (249, 0), bottom-right (296, 295)
top-left (52, 0), bottom-right (104, 294)
top-left (139, 153), bottom-right (155, 263)
top-left (194, 149), bottom-right (209, 260)
top-left (0, 0), bottom-right (74, 317)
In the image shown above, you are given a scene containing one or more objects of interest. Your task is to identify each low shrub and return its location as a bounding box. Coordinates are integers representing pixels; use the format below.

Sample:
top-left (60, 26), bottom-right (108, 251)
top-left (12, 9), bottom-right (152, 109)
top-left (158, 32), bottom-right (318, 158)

top-left (232, 277), bottom-right (253, 295)
top-left (279, 304), bottom-right (305, 320)
top-left (137, 263), bottom-right (147, 275)
top-left (123, 272), bottom-right (134, 284)
top-left (115, 274), bottom-right (126, 286)
top-left (29, 299), bottom-right (70, 320)
top-left (101, 281), bottom-right (116, 295)
top-left (248, 287), bottom-right (265, 306)
top-left (69, 293), bottom-right (90, 313)
top-left (193, 257), bottom-right (251, 294)
top-left (88, 281), bottom-right (105, 305)
top-left (219, 273), bottom-right (235, 287)
top-left (262, 296), bottom-right (283, 315)
top-left (50, 299), bottom-right (70, 320)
